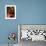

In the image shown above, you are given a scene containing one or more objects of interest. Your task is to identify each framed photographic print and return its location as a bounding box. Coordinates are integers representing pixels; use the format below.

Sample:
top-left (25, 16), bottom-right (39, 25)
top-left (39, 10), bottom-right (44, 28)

top-left (5, 5), bottom-right (16, 19)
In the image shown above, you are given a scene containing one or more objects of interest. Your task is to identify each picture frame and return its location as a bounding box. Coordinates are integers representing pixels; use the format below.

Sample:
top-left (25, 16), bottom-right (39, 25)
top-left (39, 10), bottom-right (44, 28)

top-left (5, 5), bottom-right (16, 19)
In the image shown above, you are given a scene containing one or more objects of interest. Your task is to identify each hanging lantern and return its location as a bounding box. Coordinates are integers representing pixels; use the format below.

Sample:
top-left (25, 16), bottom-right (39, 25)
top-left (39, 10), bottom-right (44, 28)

top-left (8, 32), bottom-right (16, 41)
top-left (8, 32), bottom-right (16, 46)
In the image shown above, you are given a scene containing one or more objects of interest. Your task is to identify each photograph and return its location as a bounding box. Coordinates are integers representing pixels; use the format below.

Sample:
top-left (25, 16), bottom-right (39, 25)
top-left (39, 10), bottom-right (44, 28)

top-left (5, 5), bottom-right (16, 19)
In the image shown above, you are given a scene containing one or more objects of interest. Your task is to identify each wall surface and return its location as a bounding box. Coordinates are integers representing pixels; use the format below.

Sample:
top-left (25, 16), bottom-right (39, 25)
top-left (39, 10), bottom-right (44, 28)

top-left (17, 0), bottom-right (46, 24)
top-left (0, 0), bottom-right (46, 45)
top-left (0, 0), bottom-right (18, 44)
